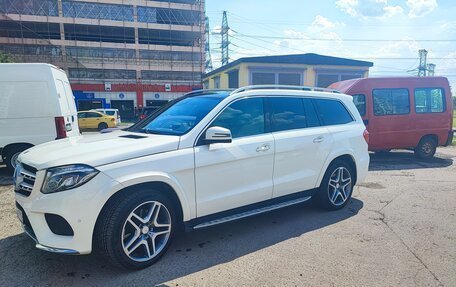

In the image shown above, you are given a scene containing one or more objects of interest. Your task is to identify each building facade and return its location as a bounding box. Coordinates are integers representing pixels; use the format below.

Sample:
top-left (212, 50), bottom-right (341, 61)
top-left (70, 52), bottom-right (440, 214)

top-left (203, 53), bottom-right (373, 90)
top-left (0, 0), bottom-right (204, 119)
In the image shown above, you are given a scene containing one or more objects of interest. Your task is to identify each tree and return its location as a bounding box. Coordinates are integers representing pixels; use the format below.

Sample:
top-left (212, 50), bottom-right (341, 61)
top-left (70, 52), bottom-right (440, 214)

top-left (0, 52), bottom-right (14, 63)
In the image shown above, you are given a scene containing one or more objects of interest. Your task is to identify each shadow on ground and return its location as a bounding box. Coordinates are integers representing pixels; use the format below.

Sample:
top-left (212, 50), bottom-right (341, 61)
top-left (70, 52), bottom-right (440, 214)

top-left (0, 199), bottom-right (363, 286)
top-left (369, 149), bottom-right (453, 171)
top-left (0, 165), bottom-right (12, 186)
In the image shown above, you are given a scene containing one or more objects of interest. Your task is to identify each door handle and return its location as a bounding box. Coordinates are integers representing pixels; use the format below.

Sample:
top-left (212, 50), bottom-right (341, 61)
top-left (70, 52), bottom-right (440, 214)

top-left (313, 136), bottom-right (324, 143)
top-left (256, 144), bottom-right (270, 152)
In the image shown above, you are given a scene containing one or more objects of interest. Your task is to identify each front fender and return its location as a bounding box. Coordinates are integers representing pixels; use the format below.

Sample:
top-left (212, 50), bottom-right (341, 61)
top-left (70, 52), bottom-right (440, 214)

top-left (106, 171), bottom-right (194, 221)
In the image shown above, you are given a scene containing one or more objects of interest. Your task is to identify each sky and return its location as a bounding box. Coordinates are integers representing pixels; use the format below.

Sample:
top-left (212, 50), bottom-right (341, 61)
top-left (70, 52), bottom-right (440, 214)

top-left (206, 0), bottom-right (456, 88)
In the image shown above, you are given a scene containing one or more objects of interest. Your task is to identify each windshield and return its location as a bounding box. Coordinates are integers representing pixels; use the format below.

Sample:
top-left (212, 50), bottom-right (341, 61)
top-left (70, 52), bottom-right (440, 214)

top-left (129, 96), bottom-right (223, 136)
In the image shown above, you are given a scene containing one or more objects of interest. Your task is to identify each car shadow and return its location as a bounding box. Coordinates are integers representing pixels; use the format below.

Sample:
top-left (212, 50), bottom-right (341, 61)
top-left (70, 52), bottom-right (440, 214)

top-left (0, 165), bottom-right (13, 186)
top-left (0, 198), bottom-right (363, 286)
top-left (369, 150), bottom-right (453, 171)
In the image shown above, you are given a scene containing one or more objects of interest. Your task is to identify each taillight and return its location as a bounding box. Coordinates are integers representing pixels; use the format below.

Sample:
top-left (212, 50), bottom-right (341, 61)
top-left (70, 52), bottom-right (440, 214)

top-left (55, 117), bottom-right (67, 139)
top-left (363, 129), bottom-right (370, 144)
top-left (140, 115), bottom-right (146, 120)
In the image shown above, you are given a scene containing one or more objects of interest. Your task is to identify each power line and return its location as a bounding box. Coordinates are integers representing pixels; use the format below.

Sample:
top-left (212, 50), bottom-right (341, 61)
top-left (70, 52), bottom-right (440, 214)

top-left (234, 34), bottom-right (456, 42)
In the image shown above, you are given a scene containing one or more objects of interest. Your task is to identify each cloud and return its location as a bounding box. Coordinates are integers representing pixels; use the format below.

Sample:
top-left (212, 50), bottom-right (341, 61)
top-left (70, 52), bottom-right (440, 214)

top-left (440, 21), bottom-right (456, 31)
top-left (309, 15), bottom-right (345, 31)
top-left (406, 0), bottom-right (438, 18)
top-left (336, 0), bottom-right (404, 19)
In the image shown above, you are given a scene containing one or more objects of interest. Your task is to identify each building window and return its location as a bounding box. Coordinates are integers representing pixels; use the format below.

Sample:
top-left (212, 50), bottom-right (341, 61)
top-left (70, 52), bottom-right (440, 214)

top-left (213, 76), bottom-right (220, 89)
top-left (251, 70), bottom-right (303, 85)
top-left (316, 72), bottom-right (364, 88)
top-left (414, 88), bottom-right (445, 113)
top-left (228, 70), bottom-right (239, 89)
top-left (278, 73), bottom-right (301, 85)
top-left (373, 88), bottom-right (410, 116)
top-left (252, 72), bottom-right (276, 85)
top-left (62, 1), bottom-right (134, 22)
top-left (69, 68), bottom-right (136, 80)
top-left (64, 24), bottom-right (135, 44)
top-left (0, 0), bottom-right (58, 16)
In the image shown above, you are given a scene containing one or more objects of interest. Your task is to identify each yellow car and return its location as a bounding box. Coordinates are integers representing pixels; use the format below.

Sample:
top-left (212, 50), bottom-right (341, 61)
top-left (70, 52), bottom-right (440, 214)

top-left (77, 110), bottom-right (117, 131)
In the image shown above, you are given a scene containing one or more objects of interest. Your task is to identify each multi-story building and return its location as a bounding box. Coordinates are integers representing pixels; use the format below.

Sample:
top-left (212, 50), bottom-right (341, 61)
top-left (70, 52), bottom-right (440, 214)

top-left (0, 0), bottom-right (204, 119)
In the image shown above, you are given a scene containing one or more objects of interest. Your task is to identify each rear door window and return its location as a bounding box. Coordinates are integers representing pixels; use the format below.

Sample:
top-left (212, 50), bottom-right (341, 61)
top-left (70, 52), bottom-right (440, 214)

top-left (414, 88), bottom-right (445, 113)
top-left (352, 94), bottom-right (366, 116)
top-left (269, 97), bottom-right (307, 132)
top-left (314, 99), bottom-right (354, 126)
top-left (373, 88), bottom-right (410, 116)
top-left (302, 98), bottom-right (321, 127)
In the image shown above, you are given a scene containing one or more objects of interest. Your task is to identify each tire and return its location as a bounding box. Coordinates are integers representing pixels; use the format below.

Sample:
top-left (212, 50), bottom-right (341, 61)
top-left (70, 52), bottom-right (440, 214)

top-left (95, 189), bottom-right (177, 270)
top-left (414, 137), bottom-right (437, 160)
top-left (4, 145), bottom-right (30, 173)
top-left (317, 160), bottom-right (354, 211)
top-left (98, 122), bottom-right (108, 131)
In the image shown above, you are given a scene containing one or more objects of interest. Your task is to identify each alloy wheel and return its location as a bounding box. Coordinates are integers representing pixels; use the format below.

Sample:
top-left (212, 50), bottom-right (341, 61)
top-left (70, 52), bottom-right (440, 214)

top-left (328, 167), bottom-right (352, 206)
top-left (121, 201), bottom-right (172, 262)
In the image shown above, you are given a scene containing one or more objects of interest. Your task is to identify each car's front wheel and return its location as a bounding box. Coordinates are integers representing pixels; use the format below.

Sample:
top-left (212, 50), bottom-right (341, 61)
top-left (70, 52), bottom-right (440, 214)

top-left (96, 190), bottom-right (176, 269)
top-left (317, 160), bottom-right (354, 210)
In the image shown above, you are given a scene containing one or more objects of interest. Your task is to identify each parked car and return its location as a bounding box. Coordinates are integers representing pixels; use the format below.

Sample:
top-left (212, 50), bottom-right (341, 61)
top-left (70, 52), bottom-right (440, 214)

top-left (77, 111), bottom-right (117, 131)
top-left (330, 77), bottom-right (454, 159)
top-left (14, 86), bottom-right (369, 269)
top-left (96, 108), bottom-right (122, 124)
top-left (0, 63), bottom-right (80, 172)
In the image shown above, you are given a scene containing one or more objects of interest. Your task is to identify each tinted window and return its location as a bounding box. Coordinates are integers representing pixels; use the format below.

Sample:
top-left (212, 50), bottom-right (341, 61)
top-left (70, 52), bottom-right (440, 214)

top-left (373, 88), bottom-right (410, 116)
top-left (314, 99), bottom-right (353, 125)
top-left (269, 98), bottom-right (307, 132)
top-left (352, 94), bottom-right (366, 116)
top-left (211, 98), bottom-right (265, 138)
top-left (303, 98), bottom-right (321, 127)
top-left (105, 111), bottom-right (116, 116)
top-left (78, 112), bottom-right (86, 118)
top-left (414, 88), bottom-right (445, 113)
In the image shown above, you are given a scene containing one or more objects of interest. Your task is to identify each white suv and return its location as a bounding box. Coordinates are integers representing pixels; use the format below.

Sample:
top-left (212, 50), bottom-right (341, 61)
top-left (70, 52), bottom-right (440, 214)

top-left (14, 86), bottom-right (369, 269)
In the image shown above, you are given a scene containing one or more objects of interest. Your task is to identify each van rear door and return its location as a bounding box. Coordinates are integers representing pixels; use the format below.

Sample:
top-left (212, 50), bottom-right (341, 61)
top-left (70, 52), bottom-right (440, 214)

top-left (55, 79), bottom-right (80, 137)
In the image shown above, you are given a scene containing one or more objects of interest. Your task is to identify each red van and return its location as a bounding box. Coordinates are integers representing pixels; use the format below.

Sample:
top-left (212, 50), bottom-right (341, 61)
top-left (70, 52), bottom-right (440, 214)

top-left (330, 77), bottom-right (454, 159)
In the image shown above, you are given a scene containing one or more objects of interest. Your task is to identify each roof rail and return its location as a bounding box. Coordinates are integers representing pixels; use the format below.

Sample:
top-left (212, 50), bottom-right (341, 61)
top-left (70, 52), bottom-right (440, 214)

top-left (231, 85), bottom-right (341, 95)
top-left (184, 89), bottom-right (234, 97)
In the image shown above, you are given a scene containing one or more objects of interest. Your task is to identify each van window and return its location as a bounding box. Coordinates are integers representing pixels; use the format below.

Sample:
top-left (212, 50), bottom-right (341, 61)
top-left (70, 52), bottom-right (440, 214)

top-left (211, 98), bottom-right (265, 138)
top-left (373, 88), bottom-right (410, 116)
top-left (352, 94), bottom-right (366, 116)
top-left (269, 97), bottom-right (307, 132)
top-left (314, 99), bottom-right (353, 126)
top-left (414, 88), bottom-right (445, 113)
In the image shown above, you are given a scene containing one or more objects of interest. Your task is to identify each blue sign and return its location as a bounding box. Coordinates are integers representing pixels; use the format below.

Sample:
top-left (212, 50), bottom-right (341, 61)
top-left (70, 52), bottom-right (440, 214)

top-left (155, 93), bottom-right (160, 99)
top-left (119, 93), bottom-right (125, 99)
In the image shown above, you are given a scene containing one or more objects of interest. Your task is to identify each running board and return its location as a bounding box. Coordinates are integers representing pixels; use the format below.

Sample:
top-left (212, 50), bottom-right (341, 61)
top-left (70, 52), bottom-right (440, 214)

top-left (193, 196), bottom-right (312, 230)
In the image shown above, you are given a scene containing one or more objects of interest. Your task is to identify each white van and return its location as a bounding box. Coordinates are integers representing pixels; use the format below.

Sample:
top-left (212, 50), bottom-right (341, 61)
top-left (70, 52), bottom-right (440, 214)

top-left (0, 63), bottom-right (80, 172)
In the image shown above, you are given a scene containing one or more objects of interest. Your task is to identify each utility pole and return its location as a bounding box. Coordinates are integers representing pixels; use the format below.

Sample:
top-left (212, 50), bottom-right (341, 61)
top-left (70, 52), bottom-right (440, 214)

top-left (221, 11), bottom-right (230, 66)
top-left (418, 49), bottom-right (428, 77)
top-left (426, 63), bottom-right (435, 76)
top-left (204, 17), bottom-right (213, 73)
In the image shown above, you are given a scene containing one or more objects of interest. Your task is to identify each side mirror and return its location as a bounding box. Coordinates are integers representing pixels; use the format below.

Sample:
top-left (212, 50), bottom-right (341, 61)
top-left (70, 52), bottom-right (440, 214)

top-left (204, 126), bottom-right (232, 144)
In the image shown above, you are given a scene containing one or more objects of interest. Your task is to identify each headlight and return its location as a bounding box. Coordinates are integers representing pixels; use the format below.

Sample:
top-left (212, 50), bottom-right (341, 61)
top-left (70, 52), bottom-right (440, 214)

top-left (41, 165), bottom-right (99, 194)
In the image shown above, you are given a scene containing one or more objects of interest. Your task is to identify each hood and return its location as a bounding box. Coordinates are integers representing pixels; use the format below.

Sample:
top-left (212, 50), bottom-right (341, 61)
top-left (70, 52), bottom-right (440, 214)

top-left (18, 130), bottom-right (180, 170)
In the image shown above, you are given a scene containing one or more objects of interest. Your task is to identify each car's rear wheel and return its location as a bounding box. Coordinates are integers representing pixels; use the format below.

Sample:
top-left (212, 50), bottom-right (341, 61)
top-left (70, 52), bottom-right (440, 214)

top-left (415, 137), bottom-right (437, 159)
top-left (317, 160), bottom-right (354, 210)
top-left (96, 190), bottom-right (176, 269)
top-left (98, 122), bottom-right (108, 131)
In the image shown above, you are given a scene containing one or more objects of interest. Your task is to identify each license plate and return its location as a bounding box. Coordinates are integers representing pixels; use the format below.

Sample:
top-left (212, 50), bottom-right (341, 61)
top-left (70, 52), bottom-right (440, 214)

top-left (16, 208), bottom-right (24, 224)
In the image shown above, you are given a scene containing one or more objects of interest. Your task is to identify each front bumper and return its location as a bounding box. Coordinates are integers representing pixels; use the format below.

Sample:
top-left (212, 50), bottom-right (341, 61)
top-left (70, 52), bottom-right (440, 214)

top-left (15, 169), bottom-right (121, 255)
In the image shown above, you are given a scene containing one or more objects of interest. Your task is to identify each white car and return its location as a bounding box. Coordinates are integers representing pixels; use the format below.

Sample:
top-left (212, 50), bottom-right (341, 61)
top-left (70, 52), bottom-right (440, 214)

top-left (0, 63), bottom-right (80, 172)
top-left (95, 108), bottom-right (122, 124)
top-left (14, 85), bottom-right (369, 269)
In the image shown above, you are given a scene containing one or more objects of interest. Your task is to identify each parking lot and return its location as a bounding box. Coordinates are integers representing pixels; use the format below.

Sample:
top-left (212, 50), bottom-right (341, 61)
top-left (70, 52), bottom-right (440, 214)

top-left (0, 146), bottom-right (455, 286)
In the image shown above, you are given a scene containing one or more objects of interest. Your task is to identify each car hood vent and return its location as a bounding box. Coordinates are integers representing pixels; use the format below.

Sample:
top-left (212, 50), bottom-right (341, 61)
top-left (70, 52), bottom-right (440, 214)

top-left (118, 135), bottom-right (148, 139)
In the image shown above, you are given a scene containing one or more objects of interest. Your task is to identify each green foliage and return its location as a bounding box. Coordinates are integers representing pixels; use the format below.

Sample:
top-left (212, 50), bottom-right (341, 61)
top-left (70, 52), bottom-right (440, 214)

top-left (0, 52), bottom-right (14, 63)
